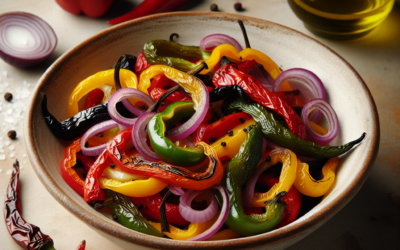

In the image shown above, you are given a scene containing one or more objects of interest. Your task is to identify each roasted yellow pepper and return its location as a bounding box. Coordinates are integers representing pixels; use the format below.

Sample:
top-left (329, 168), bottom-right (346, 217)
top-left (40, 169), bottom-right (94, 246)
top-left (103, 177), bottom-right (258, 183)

top-left (252, 149), bottom-right (298, 207)
top-left (294, 157), bottom-right (339, 197)
top-left (99, 177), bottom-right (167, 197)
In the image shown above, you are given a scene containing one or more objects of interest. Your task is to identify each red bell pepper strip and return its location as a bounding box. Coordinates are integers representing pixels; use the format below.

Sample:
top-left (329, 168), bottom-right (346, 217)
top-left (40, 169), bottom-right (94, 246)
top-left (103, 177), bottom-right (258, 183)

top-left (55, 0), bottom-right (113, 18)
top-left (61, 138), bottom-right (86, 197)
top-left (135, 51), bottom-right (151, 77)
top-left (108, 0), bottom-right (189, 25)
top-left (130, 194), bottom-right (189, 226)
top-left (106, 129), bottom-right (224, 190)
top-left (148, 73), bottom-right (191, 102)
top-left (257, 173), bottom-right (302, 228)
top-left (213, 63), bottom-right (308, 140)
top-left (76, 154), bottom-right (95, 174)
top-left (82, 88), bottom-right (104, 110)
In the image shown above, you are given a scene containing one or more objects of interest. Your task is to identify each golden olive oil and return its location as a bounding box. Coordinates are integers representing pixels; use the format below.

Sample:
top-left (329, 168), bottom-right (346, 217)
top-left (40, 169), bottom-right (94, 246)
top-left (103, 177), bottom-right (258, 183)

top-left (288, 0), bottom-right (395, 39)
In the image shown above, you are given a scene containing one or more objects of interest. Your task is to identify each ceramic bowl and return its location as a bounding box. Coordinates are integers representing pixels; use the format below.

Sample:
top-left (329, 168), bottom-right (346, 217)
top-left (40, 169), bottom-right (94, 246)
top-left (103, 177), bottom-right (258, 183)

top-left (24, 12), bottom-right (379, 250)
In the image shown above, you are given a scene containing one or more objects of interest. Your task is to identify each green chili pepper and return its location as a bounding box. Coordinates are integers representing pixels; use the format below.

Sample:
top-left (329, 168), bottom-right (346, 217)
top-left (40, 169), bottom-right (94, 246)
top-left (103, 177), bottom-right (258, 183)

top-left (148, 101), bottom-right (207, 166)
top-left (143, 40), bottom-right (211, 72)
top-left (223, 123), bottom-right (286, 236)
top-left (104, 189), bottom-right (163, 237)
top-left (222, 94), bottom-right (366, 158)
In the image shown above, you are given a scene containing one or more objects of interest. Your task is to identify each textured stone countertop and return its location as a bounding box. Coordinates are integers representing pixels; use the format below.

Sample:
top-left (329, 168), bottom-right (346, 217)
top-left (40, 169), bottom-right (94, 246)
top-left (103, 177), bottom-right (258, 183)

top-left (1, 0), bottom-right (399, 249)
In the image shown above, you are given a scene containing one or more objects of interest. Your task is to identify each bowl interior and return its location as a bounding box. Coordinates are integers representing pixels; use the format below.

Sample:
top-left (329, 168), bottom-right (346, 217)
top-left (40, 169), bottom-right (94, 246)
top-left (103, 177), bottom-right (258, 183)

top-left (24, 12), bottom-right (378, 249)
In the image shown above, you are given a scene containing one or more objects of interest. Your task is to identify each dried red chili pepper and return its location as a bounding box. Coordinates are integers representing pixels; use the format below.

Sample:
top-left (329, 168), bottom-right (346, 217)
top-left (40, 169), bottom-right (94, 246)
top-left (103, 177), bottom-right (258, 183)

top-left (130, 194), bottom-right (189, 226)
top-left (4, 160), bottom-right (86, 250)
top-left (213, 63), bottom-right (307, 140)
top-left (257, 173), bottom-right (302, 228)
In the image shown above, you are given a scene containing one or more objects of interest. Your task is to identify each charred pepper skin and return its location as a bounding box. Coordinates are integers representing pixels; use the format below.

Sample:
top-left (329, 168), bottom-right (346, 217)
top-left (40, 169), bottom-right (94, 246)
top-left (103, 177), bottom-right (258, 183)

top-left (222, 93), bottom-right (366, 158)
top-left (42, 94), bottom-right (130, 141)
top-left (103, 190), bottom-right (164, 237)
top-left (223, 124), bottom-right (286, 236)
top-left (114, 54), bottom-right (137, 90)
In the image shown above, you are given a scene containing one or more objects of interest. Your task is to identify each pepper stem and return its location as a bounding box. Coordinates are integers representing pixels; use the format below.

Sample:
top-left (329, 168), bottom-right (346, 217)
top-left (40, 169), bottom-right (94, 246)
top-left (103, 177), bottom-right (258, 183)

top-left (148, 85), bottom-right (180, 112)
top-left (238, 20), bottom-right (251, 49)
top-left (169, 33), bottom-right (179, 42)
top-left (186, 61), bottom-right (208, 76)
top-left (160, 190), bottom-right (172, 233)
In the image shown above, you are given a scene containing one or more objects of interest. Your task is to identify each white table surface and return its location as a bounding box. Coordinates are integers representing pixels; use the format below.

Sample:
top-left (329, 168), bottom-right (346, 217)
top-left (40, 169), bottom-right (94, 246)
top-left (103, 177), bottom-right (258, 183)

top-left (1, 0), bottom-right (400, 249)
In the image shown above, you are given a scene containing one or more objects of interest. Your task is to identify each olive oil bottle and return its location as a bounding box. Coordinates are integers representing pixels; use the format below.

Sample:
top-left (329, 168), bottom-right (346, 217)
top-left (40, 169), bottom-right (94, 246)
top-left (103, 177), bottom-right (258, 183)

top-left (288, 0), bottom-right (395, 39)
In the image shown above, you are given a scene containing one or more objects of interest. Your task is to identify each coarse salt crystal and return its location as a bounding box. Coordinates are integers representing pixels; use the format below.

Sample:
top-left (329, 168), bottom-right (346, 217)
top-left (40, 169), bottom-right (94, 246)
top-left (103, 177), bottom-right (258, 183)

top-left (6, 170), bottom-right (12, 175)
top-left (9, 145), bottom-right (15, 151)
top-left (0, 169), bottom-right (3, 173)
top-left (23, 153), bottom-right (27, 157)
top-left (9, 153), bottom-right (15, 157)
top-left (5, 141), bottom-right (10, 146)
top-left (0, 154), bottom-right (5, 160)
top-left (0, 149), bottom-right (4, 153)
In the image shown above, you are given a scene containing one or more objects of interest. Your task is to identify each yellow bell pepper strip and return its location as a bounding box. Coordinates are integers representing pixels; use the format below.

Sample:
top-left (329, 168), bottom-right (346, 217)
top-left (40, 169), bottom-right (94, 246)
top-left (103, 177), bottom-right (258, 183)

top-left (99, 176), bottom-right (168, 197)
top-left (103, 166), bottom-right (148, 182)
top-left (309, 120), bottom-right (328, 136)
top-left (294, 157), bottom-right (339, 197)
top-left (68, 68), bottom-right (137, 117)
top-left (251, 149), bottom-right (298, 207)
top-left (206, 229), bottom-right (242, 241)
top-left (148, 210), bottom-right (219, 240)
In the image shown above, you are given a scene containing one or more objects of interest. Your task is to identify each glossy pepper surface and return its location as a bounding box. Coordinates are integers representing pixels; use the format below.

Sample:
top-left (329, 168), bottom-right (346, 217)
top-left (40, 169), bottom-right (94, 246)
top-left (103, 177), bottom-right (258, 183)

top-left (143, 40), bottom-right (210, 72)
top-left (148, 73), bottom-right (191, 103)
top-left (223, 124), bottom-right (286, 236)
top-left (55, 0), bottom-right (113, 18)
top-left (68, 69), bottom-right (137, 117)
top-left (61, 138), bottom-right (85, 197)
top-left (106, 129), bottom-right (224, 190)
top-left (130, 194), bottom-right (189, 226)
top-left (148, 101), bottom-right (206, 166)
top-left (251, 149), bottom-right (298, 207)
top-left (223, 93), bottom-right (366, 158)
top-left (294, 157), bottom-right (339, 197)
top-left (99, 176), bottom-right (167, 197)
top-left (103, 189), bottom-right (163, 237)
top-left (214, 63), bottom-right (307, 140)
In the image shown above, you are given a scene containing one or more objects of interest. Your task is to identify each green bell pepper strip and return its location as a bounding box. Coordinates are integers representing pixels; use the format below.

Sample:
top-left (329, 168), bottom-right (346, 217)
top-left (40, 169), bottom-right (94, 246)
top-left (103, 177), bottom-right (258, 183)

top-left (223, 123), bottom-right (286, 236)
top-left (143, 40), bottom-right (211, 72)
top-left (148, 101), bottom-right (207, 166)
top-left (222, 94), bottom-right (366, 158)
top-left (103, 189), bottom-right (163, 237)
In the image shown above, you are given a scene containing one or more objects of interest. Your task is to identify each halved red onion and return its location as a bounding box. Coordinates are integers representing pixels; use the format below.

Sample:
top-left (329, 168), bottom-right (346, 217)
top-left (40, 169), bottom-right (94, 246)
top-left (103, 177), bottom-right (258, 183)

top-left (0, 12), bottom-right (57, 68)
top-left (179, 189), bottom-right (218, 224)
top-left (188, 185), bottom-right (229, 241)
top-left (165, 79), bottom-right (209, 141)
top-left (200, 34), bottom-right (242, 52)
top-left (108, 88), bottom-right (154, 127)
top-left (168, 184), bottom-right (185, 196)
top-left (131, 112), bottom-right (160, 161)
top-left (273, 68), bottom-right (326, 122)
top-left (81, 120), bottom-right (119, 156)
top-left (301, 99), bottom-right (339, 146)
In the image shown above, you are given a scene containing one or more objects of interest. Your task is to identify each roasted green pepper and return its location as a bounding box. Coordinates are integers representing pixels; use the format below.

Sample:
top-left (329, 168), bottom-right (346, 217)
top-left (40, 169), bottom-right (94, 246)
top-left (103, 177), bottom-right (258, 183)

top-left (103, 189), bottom-right (163, 237)
top-left (223, 123), bottom-right (286, 236)
top-left (148, 101), bottom-right (207, 166)
top-left (222, 93), bottom-right (366, 158)
top-left (143, 40), bottom-right (210, 72)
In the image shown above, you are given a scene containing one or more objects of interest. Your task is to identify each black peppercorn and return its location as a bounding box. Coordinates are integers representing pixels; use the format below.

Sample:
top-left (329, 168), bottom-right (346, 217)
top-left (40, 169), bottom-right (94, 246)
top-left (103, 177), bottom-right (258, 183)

top-left (210, 3), bottom-right (218, 11)
top-left (227, 130), bottom-right (234, 136)
top-left (7, 130), bottom-right (16, 140)
top-left (4, 92), bottom-right (12, 102)
top-left (140, 105), bottom-right (147, 110)
top-left (266, 156), bottom-right (271, 162)
top-left (243, 128), bottom-right (248, 132)
top-left (239, 117), bottom-right (245, 123)
top-left (221, 142), bottom-right (226, 146)
top-left (209, 137), bottom-right (216, 143)
top-left (234, 2), bottom-right (243, 11)
top-left (110, 163), bottom-right (115, 169)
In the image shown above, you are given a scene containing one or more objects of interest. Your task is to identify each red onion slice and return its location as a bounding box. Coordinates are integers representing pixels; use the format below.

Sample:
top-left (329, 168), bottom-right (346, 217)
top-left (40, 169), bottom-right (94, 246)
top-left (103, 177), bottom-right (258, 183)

top-left (179, 189), bottom-right (218, 224)
top-left (301, 99), bottom-right (339, 146)
top-left (131, 112), bottom-right (160, 161)
top-left (168, 184), bottom-right (185, 196)
top-left (188, 185), bottom-right (229, 241)
top-left (200, 34), bottom-right (243, 52)
top-left (108, 88), bottom-right (154, 127)
top-left (273, 68), bottom-right (326, 122)
top-left (242, 162), bottom-right (271, 208)
top-left (81, 120), bottom-right (119, 156)
top-left (0, 12), bottom-right (57, 68)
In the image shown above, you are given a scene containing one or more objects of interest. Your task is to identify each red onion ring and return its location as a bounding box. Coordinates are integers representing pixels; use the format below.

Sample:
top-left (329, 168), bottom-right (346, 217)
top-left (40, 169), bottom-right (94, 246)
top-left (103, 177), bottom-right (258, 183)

top-left (179, 189), bottom-right (218, 224)
top-left (187, 185), bottom-right (229, 241)
top-left (165, 79), bottom-right (209, 141)
top-left (242, 162), bottom-right (271, 208)
top-left (168, 184), bottom-right (185, 196)
top-left (0, 12), bottom-right (57, 68)
top-left (81, 120), bottom-right (119, 156)
top-left (131, 112), bottom-right (160, 161)
top-left (273, 68), bottom-right (326, 122)
top-left (200, 34), bottom-right (242, 52)
top-left (301, 99), bottom-right (339, 146)
top-left (108, 88), bottom-right (154, 127)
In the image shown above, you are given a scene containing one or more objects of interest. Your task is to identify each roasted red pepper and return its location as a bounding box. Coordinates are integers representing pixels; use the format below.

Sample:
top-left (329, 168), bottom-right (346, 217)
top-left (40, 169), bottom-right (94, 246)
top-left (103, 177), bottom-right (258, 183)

top-left (130, 194), bottom-right (189, 226)
top-left (82, 88), bottom-right (104, 110)
top-left (135, 51), bottom-right (151, 77)
top-left (213, 63), bottom-right (307, 140)
top-left (108, 0), bottom-right (189, 25)
top-left (257, 173), bottom-right (302, 228)
top-left (55, 0), bottom-right (113, 18)
top-left (148, 73), bottom-right (191, 103)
